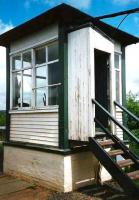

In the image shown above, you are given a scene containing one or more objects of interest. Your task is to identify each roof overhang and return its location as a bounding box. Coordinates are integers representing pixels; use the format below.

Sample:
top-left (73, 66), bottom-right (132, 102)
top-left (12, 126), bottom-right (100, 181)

top-left (0, 3), bottom-right (138, 47)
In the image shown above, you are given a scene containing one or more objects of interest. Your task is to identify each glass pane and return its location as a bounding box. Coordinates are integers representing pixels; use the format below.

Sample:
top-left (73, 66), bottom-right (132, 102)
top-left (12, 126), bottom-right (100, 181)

top-left (23, 69), bottom-right (32, 107)
top-left (115, 54), bottom-right (120, 69)
top-left (36, 66), bottom-right (47, 87)
top-left (12, 72), bottom-right (21, 107)
top-left (116, 71), bottom-right (120, 102)
top-left (12, 55), bottom-right (21, 70)
top-left (36, 88), bottom-right (47, 107)
top-left (48, 87), bottom-right (59, 105)
top-left (48, 42), bottom-right (58, 62)
top-left (23, 51), bottom-right (32, 68)
top-left (48, 62), bottom-right (60, 85)
top-left (48, 62), bottom-right (60, 105)
top-left (35, 47), bottom-right (46, 65)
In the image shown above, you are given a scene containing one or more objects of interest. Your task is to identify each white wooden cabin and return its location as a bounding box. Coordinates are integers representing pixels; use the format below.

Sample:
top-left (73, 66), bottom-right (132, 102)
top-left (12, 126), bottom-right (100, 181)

top-left (0, 4), bottom-right (138, 192)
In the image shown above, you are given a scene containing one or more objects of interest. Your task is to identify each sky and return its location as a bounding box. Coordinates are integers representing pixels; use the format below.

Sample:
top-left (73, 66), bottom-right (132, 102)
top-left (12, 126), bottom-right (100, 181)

top-left (0, 0), bottom-right (139, 109)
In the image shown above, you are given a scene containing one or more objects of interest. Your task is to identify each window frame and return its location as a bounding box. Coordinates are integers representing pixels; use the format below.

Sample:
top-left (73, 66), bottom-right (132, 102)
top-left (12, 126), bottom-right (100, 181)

top-left (114, 52), bottom-right (122, 103)
top-left (10, 41), bottom-right (60, 110)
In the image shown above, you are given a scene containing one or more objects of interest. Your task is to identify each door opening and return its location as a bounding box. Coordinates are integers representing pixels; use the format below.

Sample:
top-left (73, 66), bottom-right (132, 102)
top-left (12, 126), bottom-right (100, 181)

top-left (94, 49), bottom-right (110, 129)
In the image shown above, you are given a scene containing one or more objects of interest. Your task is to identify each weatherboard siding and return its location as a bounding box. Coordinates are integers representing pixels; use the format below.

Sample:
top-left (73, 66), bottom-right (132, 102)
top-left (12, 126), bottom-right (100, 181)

top-left (115, 107), bottom-right (123, 140)
top-left (9, 109), bottom-right (59, 147)
top-left (10, 24), bottom-right (58, 54)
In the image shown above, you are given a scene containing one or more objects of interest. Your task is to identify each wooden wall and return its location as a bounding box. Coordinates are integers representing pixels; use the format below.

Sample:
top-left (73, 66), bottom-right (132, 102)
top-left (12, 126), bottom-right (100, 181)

top-left (9, 108), bottom-right (59, 146)
top-left (68, 27), bottom-right (118, 141)
top-left (68, 28), bottom-right (94, 141)
top-left (115, 107), bottom-right (123, 140)
top-left (10, 24), bottom-right (58, 54)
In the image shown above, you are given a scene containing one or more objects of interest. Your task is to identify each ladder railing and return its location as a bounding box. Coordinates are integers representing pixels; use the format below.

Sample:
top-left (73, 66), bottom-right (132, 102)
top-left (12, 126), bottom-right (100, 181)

top-left (114, 100), bottom-right (139, 124)
top-left (92, 99), bottom-right (139, 146)
top-left (95, 118), bottom-right (139, 160)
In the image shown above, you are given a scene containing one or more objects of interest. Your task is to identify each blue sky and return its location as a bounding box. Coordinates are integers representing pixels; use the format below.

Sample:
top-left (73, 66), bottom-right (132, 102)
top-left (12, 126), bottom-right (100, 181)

top-left (0, 0), bottom-right (139, 109)
top-left (0, 0), bottom-right (139, 36)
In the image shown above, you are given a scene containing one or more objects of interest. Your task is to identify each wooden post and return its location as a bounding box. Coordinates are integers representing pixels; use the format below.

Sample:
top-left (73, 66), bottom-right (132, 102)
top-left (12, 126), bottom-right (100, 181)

top-left (5, 47), bottom-right (10, 141)
top-left (58, 23), bottom-right (69, 149)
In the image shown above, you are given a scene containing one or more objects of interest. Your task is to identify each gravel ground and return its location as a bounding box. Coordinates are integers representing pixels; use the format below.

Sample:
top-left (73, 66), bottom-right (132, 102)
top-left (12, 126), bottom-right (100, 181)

top-left (47, 192), bottom-right (95, 200)
top-left (47, 182), bottom-right (132, 200)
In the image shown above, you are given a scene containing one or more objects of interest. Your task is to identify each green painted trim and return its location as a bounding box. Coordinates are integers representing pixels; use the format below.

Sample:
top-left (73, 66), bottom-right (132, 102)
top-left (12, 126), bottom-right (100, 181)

top-left (121, 46), bottom-right (127, 127)
top-left (6, 47), bottom-right (10, 141)
top-left (4, 141), bottom-right (89, 155)
top-left (58, 23), bottom-right (69, 149)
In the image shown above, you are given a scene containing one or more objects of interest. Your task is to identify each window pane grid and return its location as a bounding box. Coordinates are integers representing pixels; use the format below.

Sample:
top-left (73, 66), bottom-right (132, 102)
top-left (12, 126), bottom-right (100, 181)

top-left (11, 41), bottom-right (60, 109)
top-left (114, 53), bottom-right (121, 102)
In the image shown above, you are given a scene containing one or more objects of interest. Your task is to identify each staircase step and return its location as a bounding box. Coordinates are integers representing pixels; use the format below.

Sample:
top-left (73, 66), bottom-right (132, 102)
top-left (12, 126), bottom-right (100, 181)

top-left (108, 149), bottom-right (124, 157)
top-left (127, 170), bottom-right (139, 181)
top-left (117, 159), bottom-right (134, 168)
top-left (95, 131), bottom-right (106, 138)
top-left (98, 139), bottom-right (114, 147)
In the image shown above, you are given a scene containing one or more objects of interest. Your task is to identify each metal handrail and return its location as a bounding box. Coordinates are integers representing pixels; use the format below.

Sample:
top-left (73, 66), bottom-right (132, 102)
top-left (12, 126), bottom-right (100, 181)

top-left (92, 99), bottom-right (139, 146)
top-left (114, 101), bottom-right (139, 124)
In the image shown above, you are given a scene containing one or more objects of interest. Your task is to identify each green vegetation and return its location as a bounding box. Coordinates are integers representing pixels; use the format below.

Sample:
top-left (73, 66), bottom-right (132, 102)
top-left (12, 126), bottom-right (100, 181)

top-left (0, 111), bottom-right (6, 126)
top-left (126, 92), bottom-right (139, 156)
top-left (126, 92), bottom-right (139, 130)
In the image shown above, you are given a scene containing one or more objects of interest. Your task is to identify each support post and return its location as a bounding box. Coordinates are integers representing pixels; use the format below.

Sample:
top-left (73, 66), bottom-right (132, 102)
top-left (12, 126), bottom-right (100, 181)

top-left (5, 47), bottom-right (10, 141)
top-left (58, 23), bottom-right (69, 149)
top-left (121, 46), bottom-right (127, 128)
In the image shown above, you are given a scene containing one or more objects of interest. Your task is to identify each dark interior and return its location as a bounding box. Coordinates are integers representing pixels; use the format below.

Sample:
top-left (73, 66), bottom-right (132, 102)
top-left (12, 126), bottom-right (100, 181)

top-left (95, 49), bottom-right (110, 128)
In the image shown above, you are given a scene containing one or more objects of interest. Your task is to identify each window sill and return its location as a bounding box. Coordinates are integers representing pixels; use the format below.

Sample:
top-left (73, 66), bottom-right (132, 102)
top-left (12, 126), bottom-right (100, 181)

top-left (9, 105), bottom-right (59, 114)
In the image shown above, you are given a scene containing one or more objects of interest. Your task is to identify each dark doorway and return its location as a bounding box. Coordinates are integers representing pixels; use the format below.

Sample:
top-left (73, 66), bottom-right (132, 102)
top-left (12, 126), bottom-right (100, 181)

top-left (94, 49), bottom-right (110, 128)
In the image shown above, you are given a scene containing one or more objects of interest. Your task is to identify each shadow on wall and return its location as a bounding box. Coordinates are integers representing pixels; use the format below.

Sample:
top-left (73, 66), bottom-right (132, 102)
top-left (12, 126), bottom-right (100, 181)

top-left (68, 152), bottom-right (100, 191)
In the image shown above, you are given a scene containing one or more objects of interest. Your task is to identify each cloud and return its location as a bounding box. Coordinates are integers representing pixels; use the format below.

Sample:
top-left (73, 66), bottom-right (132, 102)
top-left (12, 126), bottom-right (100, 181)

top-left (0, 19), bottom-right (13, 34)
top-left (0, 47), bottom-right (6, 109)
top-left (112, 0), bottom-right (138, 5)
top-left (0, 20), bottom-right (13, 109)
top-left (24, 0), bottom-right (91, 10)
top-left (126, 43), bottom-right (139, 94)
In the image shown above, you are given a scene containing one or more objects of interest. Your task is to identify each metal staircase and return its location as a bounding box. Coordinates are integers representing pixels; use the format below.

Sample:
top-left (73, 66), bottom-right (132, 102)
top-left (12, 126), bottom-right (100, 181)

top-left (90, 99), bottom-right (139, 199)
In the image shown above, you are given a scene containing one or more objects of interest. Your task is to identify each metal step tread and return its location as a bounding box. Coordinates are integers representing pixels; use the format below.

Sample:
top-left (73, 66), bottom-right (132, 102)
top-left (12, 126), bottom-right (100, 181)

top-left (117, 159), bottom-right (134, 168)
top-left (98, 139), bottom-right (114, 147)
top-left (108, 149), bottom-right (124, 157)
top-left (128, 170), bottom-right (139, 180)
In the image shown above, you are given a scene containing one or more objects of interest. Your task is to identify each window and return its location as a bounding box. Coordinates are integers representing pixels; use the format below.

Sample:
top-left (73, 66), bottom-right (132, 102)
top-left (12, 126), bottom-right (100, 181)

top-left (114, 53), bottom-right (121, 102)
top-left (11, 41), bottom-right (60, 109)
top-left (12, 51), bottom-right (32, 108)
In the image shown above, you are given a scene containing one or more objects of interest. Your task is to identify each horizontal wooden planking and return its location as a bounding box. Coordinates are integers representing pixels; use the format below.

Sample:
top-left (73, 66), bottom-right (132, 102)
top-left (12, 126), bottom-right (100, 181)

top-left (10, 131), bottom-right (58, 138)
top-left (10, 124), bottom-right (58, 130)
top-left (10, 128), bottom-right (58, 134)
top-left (115, 110), bottom-right (123, 140)
top-left (10, 112), bottom-right (59, 146)
top-left (116, 115), bottom-right (123, 120)
top-left (11, 117), bottom-right (58, 122)
top-left (10, 121), bottom-right (58, 126)
top-left (10, 137), bottom-right (58, 147)
top-left (9, 108), bottom-right (59, 114)
top-left (10, 113), bottom-right (58, 118)
top-left (116, 114), bottom-right (123, 118)
top-left (10, 134), bottom-right (58, 142)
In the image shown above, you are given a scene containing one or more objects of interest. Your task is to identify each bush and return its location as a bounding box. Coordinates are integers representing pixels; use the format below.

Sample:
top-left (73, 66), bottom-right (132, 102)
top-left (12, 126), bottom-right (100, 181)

top-left (129, 129), bottom-right (139, 157)
top-left (126, 92), bottom-right (139, 156)
top-left (126, 92), bottom-right (139, 130)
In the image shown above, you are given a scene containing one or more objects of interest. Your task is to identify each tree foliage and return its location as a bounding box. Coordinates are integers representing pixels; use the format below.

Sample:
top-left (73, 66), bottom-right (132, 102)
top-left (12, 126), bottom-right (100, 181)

top-left (126, 92), bottom-right (139, 156)
top-left (126, 91), bottom-right (139, 130)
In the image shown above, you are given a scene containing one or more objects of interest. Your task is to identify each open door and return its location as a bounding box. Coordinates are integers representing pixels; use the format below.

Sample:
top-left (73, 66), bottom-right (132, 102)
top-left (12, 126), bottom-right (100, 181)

top-left (94, 49), bottom-right (110, 129)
